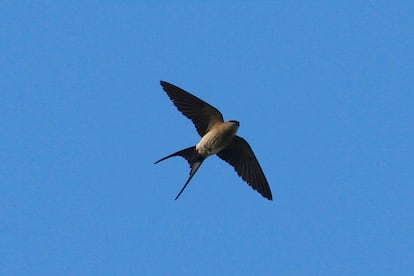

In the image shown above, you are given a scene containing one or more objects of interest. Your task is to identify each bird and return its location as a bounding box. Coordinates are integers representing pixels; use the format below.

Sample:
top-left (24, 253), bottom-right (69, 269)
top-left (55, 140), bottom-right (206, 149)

top-left (155, 81), bottom-right (272, 200)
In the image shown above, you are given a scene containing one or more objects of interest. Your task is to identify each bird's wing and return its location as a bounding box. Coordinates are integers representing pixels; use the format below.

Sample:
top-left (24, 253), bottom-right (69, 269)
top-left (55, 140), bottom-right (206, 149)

top-left (217, 136), bottom-right (272, 200)
top-left (160, 81), bottom-right (224, 137)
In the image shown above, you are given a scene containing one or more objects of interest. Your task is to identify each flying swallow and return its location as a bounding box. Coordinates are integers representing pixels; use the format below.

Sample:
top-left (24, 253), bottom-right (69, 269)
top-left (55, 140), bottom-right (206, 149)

top-left (155, 81), bottom-right (273, 200)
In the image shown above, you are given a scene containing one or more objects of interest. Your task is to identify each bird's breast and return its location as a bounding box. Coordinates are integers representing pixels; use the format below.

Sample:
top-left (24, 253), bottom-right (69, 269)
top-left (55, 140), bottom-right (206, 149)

top-left (196, 123), bottom-right (238, 157)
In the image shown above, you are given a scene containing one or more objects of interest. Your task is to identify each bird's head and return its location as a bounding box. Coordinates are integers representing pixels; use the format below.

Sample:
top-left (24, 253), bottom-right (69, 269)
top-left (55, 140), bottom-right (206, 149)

top-left (228, 120), bottom-right (240, 126)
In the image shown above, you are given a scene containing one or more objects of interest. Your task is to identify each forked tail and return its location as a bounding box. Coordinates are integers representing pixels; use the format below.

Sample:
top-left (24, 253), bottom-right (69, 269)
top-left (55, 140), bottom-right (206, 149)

top-left (155, 146), bottom-right (205, 200)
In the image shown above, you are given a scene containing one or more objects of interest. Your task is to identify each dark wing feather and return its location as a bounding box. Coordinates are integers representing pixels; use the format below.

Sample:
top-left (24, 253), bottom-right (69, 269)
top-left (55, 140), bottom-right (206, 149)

top-left (160, 81), bottom-right (224, 137)
top-left (217, 136), bottom-right (272, 200)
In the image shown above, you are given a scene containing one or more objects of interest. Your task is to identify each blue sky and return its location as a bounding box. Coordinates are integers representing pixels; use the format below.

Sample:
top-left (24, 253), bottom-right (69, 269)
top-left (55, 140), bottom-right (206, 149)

top-left (1, 1), bottom-right (413, 275)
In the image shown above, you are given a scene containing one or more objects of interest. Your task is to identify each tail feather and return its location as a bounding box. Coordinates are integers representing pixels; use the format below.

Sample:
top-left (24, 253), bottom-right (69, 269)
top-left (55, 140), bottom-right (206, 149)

top-left (174, 159), bottom-right (204, 200)
top-left (155, 146), bottom-right (205, 200)
top-left (154, 146), bottom-right (196, 165)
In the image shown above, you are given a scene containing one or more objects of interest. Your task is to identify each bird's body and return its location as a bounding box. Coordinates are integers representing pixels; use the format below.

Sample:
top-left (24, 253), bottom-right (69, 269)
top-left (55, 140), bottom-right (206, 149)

top-left (196, 121), bottom-right (239, 157)
top-left (155, 81), bottom-right (273, 200)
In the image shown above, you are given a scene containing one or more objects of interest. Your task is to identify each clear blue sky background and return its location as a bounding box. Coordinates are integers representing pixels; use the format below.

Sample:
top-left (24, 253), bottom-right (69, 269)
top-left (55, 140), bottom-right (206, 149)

top-left (1, 2), bottom-right (413, 275)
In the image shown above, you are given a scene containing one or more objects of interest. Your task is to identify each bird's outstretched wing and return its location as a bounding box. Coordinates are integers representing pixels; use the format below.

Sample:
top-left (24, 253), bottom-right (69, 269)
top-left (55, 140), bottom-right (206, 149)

top-left (160, 81), bottom-right (224, 137)
top-left (217, 136), bottom-right (272, 200)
